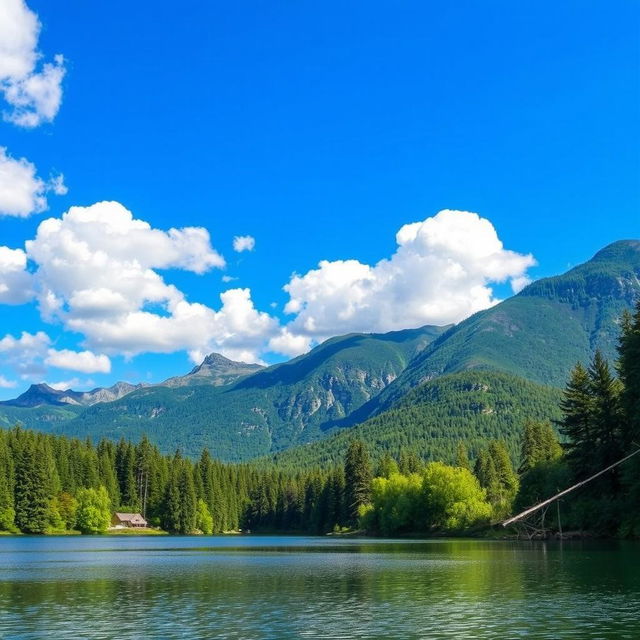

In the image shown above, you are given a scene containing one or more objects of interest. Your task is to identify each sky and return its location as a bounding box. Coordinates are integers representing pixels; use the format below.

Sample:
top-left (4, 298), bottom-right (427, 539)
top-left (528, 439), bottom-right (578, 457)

top-left (0, 0), bottom-right (638, 398)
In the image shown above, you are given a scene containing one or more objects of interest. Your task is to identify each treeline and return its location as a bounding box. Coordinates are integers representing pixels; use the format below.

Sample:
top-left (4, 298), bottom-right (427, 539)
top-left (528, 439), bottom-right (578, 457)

top-left (1, 304), bottom-right (637, 537)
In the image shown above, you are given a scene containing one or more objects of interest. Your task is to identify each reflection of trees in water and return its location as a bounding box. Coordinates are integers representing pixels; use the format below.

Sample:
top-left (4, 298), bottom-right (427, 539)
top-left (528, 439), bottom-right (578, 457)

top-left (1, 542), bottom-right (639, 638)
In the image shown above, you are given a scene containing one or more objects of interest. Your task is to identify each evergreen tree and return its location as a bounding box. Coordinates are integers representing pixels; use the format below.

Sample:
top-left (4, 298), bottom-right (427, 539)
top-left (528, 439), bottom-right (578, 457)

top-left (13, 435), bottom-right (50, 534)
top-left (455, 442), bottom-right (471, 471)
top-left (558, 362), bottom-right (594, 479)
top-left (344, 440), bottom-right (372, 525)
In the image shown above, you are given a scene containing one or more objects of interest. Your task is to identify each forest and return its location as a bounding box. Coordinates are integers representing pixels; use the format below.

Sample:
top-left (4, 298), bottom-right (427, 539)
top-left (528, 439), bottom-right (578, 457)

top-left (0, 303), bottom-right (638, 537)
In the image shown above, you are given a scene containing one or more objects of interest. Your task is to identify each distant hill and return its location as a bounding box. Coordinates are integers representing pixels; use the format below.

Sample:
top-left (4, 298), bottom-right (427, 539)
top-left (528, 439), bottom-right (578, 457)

top-left (0, 381), bottom-right (144, 408)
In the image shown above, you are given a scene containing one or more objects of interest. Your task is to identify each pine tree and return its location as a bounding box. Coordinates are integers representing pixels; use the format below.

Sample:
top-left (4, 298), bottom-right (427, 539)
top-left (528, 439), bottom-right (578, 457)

top-left (344, 440), bottom-right (372, 525)
top-left (455, 442), bottom-right (471, 471)
top-left (13, 435), bottom-right (50, 534)
top-left (558, 362), bottom-right (594, 479)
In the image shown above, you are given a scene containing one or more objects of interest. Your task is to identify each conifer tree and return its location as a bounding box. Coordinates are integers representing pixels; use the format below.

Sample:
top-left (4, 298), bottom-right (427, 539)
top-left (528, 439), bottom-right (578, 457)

top-left (13, 435), bottom-right (50, 534)
top-left (558, 362), bottom-right (594, 479)
top-left (344, 440), bottom-right (372, 525)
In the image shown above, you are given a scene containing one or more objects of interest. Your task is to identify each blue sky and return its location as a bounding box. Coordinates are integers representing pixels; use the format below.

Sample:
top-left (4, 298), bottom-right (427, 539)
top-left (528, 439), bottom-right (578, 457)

top-left (0, 0), bottom-right (638, 398)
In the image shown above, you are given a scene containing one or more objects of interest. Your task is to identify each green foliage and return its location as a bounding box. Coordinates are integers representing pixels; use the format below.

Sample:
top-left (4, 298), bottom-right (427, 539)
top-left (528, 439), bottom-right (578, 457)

top-left (274, 371), bottom-right (563, 470)
top-left (518, 420), bottom-right (562, 474)
top-left (364, 472), bottom-right (423, 535)
top-left (195, 499), bottom-right (213, 535)
top-left (344, 440), bottom-right (372, 525)
top-left (75, 486), bottom-right (111, 534)
top-left (422, 462), bottom-right (493, 530)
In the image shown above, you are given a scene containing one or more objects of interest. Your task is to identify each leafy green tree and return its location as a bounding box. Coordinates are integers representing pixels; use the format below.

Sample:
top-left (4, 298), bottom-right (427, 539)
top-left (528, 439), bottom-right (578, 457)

top-left (56, 492), bottom-right (78, 530)
top-left (365, 472), bottom-right (423, 535)
top-left (422, 462), bottom-right (492, 530)
top-left (376, 452), bottom-right (399, 478)
top-left (195, 498), bottom-right (213, 535)
top-left (75, 486), bottom-right (111, 534)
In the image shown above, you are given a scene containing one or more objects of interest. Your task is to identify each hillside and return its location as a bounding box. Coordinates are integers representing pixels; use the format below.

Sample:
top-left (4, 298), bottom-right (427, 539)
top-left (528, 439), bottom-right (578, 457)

top-left (271, 370), bottom-right (563, 469)
top-left (349, 239), bottom-right (640, 420)
top-left (40, 325), bottom-right (447, 460)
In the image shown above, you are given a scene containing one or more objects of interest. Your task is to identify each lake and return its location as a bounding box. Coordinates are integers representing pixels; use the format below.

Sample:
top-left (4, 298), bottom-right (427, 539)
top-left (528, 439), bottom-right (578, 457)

top-left (0, 536), bottom-right (638, 639)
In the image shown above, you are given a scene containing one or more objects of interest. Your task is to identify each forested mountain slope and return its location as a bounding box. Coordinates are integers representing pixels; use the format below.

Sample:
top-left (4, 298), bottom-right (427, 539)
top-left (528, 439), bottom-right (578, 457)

top-left (349, 240), bottom-right (640, 421)
top-left (271, 371), bottom-right (563, 469)
top-left (41, 325), bottom-right (447, 460)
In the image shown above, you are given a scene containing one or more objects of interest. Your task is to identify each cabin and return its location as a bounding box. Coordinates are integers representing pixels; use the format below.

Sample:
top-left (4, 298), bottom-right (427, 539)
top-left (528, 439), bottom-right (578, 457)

top-left (111, 512), bottom-right (148, 529)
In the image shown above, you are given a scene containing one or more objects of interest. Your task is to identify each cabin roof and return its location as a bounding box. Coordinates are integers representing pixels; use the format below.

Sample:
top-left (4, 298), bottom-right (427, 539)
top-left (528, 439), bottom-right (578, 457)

top-left (114, 512), bottom-right (147, 522)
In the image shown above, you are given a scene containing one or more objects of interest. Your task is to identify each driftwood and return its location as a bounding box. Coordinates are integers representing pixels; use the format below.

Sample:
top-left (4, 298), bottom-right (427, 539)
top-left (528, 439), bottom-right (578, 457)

top-left (502, 448), bottom-right (640, 528)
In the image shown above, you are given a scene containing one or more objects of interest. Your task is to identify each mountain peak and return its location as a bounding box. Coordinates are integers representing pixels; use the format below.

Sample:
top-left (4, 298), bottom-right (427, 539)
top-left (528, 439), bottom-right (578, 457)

top-left (590, 239), bottom-right (640, 264)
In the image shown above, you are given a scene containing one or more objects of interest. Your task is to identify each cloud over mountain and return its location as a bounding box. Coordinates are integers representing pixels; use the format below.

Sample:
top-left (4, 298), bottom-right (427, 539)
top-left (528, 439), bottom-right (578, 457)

top-left (281, 210), bottom-right (535, 340)
top-left (0, 206), bottom-right (536, 366)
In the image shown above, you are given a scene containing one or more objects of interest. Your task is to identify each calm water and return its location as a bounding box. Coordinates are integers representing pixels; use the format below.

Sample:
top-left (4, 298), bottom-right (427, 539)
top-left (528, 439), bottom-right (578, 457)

top-left (0, 536), bottom-right (638, 639)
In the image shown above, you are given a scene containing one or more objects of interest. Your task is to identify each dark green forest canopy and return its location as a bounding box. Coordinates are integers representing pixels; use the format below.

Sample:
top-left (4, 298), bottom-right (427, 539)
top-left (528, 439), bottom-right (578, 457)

top-left (271, 371), bottom-right (563, 470)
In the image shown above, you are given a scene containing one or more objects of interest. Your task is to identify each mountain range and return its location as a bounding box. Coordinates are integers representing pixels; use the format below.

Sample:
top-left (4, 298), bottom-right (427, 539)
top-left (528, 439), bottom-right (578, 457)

top-left (0, 239), bottom-right (638, 462)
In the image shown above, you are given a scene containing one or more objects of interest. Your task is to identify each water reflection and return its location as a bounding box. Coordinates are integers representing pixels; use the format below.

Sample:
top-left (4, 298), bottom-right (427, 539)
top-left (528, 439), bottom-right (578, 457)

top-left (0, 537), bottom-right (638, 639)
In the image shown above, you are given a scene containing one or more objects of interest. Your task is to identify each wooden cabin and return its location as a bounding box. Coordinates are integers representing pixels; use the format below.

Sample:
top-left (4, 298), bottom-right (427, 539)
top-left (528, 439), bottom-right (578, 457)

top-left (111, 512), bottom-right (148, 529)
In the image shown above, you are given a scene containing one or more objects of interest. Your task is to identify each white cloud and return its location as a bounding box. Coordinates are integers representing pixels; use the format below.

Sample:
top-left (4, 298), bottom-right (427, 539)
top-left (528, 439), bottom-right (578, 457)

top-left (268, 329), bottom-right (312, 357)
top-left (0, 0), bottom-right (65, 127)
top-left (222, 275), bottom-right (238, 283)
top-left (0, 330), bottom-right (50, 377)
top-left (0, 246), bottom-right (33, 303)
top-left (0, 330), bottom-right (111, 380)
top-left (281, 209), bottom-right (536, 340)
top-left (233, 235), bottom-right (255, 253)
top-left (0, 375), bottom-right (17, 389)
top-left (45, 349), bottom-right (111, 374)
top-left (11, 201), bottom-right (275, 363)
top-left (0, 147), bottom-right (66, 218)
top-left (0, 206), bottom-right (536, 367)
top-left (47, 377), bottom-right (95, 392)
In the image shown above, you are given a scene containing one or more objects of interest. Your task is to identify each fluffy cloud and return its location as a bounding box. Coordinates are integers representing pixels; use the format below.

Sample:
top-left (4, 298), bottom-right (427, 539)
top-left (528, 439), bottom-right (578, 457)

top-left (0, 0), bottom-right (65, 127)
top-left (0, 200), bottom-right (278, 364)
top-left (45, 349), bottom-right (111, 374)
top-left (0, 147), bottom-right (66, 217)
top-left (0, 330), bottom-right (111, 379)
top-left (0, 246), bottom-right (33, 304)
top-left (0, 375), bottom-right (17, 389)
top-left (48, 378), bottom-right (94, 391)
top-left (0, 206), bottom-right (536, 366)
top-left (281, 209), bottom-right (536, 340)
top-left (233, 235), bottom-right (255, 252)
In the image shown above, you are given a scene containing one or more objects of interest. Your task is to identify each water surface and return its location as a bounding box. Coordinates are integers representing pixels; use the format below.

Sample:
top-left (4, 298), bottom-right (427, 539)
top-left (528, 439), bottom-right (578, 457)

top-left (0, 536), bottom-right (638, 639)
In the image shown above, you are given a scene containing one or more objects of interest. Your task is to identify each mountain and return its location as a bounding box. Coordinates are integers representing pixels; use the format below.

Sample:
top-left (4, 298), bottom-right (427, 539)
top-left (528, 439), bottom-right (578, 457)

top-left (39, 325), bottom-right (448, 460)
top-left (0, 381), bottom-right (144, 408)
top-left (162, 353), bottom-right (264, 387)
top-left (0, 240), bottom-right (637, 463)
top-left (348, 239), bottom-right (640, 421)
top-left (271, 370), bottom-right (564, 469)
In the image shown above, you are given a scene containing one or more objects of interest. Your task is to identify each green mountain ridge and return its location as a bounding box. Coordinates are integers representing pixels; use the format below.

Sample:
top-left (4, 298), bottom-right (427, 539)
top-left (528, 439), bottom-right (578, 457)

top-left (15, 325), bottom-right (446, 460)
top-left (270, 370), bottom-right (564, 469)
top-left (347, 239), bottom-right (640, 422)
top-left (0, 240), bottom-right (637, 462)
